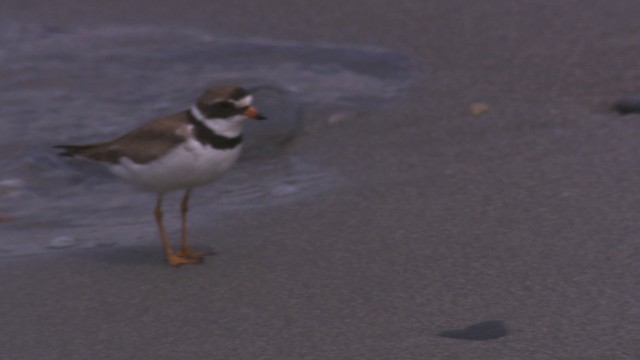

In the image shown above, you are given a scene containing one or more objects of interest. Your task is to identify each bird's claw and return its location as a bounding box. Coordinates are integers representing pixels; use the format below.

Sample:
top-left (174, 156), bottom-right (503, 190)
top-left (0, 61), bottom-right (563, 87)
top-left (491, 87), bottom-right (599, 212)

top-left (166, 254), bottom-right (203, 266)
top-left (175, 248), bottom-right (216, 260)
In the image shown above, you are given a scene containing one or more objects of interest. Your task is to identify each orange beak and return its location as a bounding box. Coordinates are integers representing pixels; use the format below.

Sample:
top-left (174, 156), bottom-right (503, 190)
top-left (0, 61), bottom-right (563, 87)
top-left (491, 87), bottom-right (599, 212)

top-left (244, 106), bottom-right (266, 120)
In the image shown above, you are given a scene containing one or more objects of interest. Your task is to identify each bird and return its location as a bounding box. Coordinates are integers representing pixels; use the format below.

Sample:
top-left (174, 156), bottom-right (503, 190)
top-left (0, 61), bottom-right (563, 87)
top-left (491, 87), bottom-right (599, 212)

top-left (56, 85), bottom-right (266, 266)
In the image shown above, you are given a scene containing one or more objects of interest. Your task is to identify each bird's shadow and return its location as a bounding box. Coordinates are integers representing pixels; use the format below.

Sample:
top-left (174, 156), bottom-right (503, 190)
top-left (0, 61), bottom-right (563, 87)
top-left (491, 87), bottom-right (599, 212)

top-left (69, 245), bottom-right (167, 267)
top-left (69, 244), bottom-right (217, 267)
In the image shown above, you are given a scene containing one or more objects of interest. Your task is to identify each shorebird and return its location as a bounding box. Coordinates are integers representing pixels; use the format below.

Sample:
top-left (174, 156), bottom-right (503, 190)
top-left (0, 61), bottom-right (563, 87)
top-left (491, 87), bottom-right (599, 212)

top-left (56, 85), bottom-right (265, 266)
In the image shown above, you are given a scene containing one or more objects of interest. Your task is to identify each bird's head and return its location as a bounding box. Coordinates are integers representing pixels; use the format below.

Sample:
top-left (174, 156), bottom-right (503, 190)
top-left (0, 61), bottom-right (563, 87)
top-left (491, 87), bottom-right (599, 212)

top-left (190, 85), bottom-right (266, 137)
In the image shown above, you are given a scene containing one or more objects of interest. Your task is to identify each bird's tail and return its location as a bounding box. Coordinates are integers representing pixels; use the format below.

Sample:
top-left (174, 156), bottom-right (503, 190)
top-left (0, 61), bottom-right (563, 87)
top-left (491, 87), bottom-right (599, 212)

top-left (54, 144), bottom-right (98, 157)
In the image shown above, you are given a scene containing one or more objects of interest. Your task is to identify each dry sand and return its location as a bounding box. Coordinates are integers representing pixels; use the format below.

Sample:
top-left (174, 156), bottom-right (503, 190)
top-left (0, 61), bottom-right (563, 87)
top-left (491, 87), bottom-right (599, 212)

top-left (3, 1), bottom-right (640, 359)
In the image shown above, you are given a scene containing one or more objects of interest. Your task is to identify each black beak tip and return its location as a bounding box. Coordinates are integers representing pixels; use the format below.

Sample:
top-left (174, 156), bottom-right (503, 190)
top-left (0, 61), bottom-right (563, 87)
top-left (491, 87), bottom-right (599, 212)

top-left (256, 114), bottom-right (267, 120)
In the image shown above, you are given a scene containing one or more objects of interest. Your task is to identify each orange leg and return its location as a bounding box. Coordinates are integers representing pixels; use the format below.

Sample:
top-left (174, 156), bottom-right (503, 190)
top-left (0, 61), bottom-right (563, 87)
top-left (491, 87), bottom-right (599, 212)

top-left (154, 193), bottom-right (200, 266)
top-left (175, 189), bottom-right (215, 259)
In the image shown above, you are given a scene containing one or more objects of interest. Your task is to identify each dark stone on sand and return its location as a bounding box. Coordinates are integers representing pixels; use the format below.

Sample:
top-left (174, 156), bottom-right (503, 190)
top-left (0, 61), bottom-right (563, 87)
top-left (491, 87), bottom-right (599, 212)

top-left (437, 320), bottom-right (507, 341)
top-left (614, 95), bottom-right (640, 114)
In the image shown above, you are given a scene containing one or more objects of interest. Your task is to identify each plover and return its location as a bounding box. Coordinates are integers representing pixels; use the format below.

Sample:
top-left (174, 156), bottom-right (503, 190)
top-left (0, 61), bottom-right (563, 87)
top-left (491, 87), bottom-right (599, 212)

top-left (56, 85), bottom-right (265, 266)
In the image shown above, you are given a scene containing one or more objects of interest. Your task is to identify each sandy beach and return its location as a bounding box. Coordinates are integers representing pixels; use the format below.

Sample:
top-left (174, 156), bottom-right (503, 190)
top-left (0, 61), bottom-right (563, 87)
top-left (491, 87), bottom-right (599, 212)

top-left (2, 1), bottom-right (640, 358)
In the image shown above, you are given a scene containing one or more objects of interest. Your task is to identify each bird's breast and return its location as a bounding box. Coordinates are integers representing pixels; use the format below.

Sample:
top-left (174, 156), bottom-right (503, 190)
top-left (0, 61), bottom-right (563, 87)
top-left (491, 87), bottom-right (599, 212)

top-left (109, 139), bottom-right (242, 193)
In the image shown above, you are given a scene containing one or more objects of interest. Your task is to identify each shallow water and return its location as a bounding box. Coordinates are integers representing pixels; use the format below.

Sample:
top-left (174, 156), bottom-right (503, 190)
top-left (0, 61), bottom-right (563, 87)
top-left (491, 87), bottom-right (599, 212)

top-left (0, 24), bottom-right (412, 257)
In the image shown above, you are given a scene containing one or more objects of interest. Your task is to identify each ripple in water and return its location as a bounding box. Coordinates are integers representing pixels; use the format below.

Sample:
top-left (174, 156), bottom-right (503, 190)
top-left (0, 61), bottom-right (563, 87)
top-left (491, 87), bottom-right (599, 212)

top-left (0, 24), bottom-right (412, 257)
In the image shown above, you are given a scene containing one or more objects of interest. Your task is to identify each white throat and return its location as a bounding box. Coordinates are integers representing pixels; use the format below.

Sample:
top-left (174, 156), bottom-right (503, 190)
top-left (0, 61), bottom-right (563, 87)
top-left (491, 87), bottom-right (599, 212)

top-left (190, 105), bottom-right (247, 138)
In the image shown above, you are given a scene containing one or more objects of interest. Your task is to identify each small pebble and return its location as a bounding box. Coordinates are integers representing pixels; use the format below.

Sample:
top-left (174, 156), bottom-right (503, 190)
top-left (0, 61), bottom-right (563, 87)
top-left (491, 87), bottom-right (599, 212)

top-left (437, 320), bottom-right (507, 341)
top-left (469, 102), bottom-right (490, 115)
top-left (47, 236), bottom-right (77, 249)
top-left (328, 112), bottom-right (351, 125)
top-left (614, 95), bottom-right (640, 114)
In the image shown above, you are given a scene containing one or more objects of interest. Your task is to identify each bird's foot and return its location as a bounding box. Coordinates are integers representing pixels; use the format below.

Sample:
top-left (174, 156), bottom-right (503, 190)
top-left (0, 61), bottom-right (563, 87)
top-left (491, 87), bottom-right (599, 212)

top-left (166, 253), bottom-right (203, 267)
top-left (176, 247), bottom-right (216, 260)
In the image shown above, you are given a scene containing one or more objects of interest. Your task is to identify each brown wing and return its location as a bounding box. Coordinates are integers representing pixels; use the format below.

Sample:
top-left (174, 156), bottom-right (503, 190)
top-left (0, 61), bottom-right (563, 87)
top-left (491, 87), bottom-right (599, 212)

top-left (55, 111), bottom-right (191, 164)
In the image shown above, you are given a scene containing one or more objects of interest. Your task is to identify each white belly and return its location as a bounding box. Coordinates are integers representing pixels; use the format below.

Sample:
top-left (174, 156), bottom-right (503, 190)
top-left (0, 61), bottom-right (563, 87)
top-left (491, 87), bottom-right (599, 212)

top-left (108, 139), bottom-right (242, 193)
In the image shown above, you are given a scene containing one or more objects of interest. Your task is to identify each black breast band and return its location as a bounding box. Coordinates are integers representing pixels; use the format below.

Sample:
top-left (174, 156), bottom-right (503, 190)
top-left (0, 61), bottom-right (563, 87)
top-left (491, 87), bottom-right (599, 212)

top-left (187, 111), bottom-right (242, 150)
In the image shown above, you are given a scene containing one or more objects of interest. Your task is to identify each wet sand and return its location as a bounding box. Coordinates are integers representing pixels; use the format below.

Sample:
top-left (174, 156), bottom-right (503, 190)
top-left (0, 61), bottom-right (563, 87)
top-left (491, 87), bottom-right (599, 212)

top-left (3, 1), bottom-right (640, 358)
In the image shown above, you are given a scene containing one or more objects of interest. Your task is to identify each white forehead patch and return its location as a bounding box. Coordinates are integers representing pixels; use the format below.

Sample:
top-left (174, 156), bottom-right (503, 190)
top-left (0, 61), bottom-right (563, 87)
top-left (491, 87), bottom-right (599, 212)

top-left (231, 95), bottom-right (253, 108)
